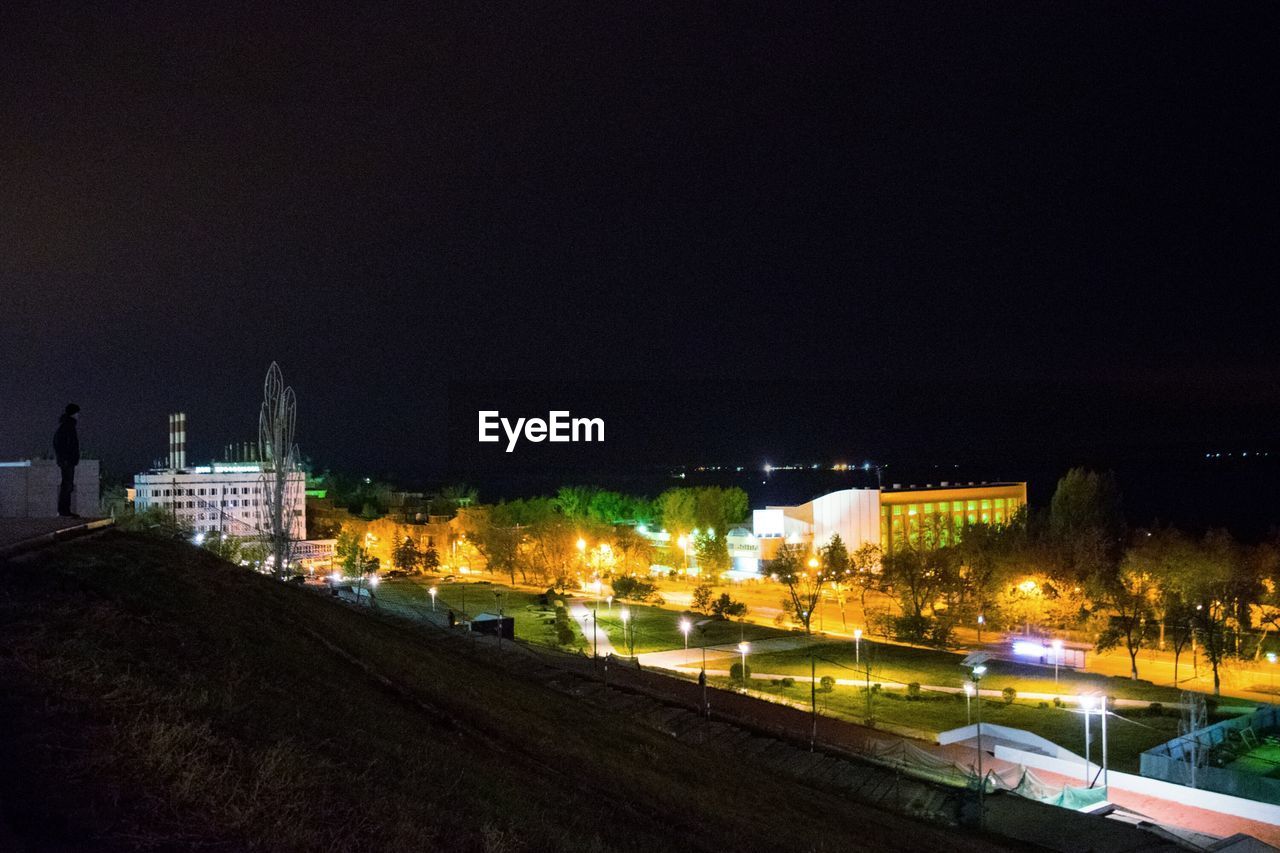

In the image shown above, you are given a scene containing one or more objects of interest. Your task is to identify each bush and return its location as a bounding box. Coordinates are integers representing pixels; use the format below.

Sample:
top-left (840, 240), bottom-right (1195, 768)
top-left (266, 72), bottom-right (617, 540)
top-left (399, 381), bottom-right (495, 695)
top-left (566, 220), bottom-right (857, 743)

top-left (1053, 696), bottom-right (1064, 708)
top-left (779, 677), bottom-right (796, 688)
top-left (611, 576), bottom-right (659, 602)
top-left (819, 675), bottom-right (836, 692)
top-left (906, 682), bottom-right (921, 701)
top-left (1148, 702), bottom-right (1165, 717)
top-left (1038, 701), bottom-right (1050, 709)
top-left (710, 593), bottom-right (747, 620)
top-left (872, 683), bottom-right (882, 694)
top-left (729, 662), bottom-right (752, 681)
top-left (1002, 687), bottom-right (1017, 705)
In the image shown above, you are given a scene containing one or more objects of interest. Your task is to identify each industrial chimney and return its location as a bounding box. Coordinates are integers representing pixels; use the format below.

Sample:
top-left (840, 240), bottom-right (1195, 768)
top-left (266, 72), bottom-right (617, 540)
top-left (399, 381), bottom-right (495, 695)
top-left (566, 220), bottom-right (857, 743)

top-left (168, 412), bottom-right (187, 470)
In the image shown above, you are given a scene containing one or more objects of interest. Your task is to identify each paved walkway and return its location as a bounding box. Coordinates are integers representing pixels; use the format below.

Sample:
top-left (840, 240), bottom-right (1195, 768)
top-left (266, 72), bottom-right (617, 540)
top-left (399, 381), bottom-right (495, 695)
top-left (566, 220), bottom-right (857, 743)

top-left (637, 635), bottom-right (815, 669)
top-left (569, 602), bottom-right (616, 656)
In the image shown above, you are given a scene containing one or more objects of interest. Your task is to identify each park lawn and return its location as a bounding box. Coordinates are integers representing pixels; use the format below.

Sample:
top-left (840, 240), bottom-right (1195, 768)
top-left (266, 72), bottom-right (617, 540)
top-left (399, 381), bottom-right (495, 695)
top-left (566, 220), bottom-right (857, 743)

top-left (710, 675), bottom-right (1183, 774)
top-left (590, 600), bottom-right (792, 656)
top-left (745, 640), bottom-right (1193, 705)
top-left (378, 578), bottom-right (587, 648)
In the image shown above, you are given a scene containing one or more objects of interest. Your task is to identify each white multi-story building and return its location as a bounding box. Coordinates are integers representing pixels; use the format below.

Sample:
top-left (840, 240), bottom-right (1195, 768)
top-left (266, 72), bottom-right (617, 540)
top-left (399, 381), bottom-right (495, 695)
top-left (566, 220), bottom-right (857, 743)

top-left (134, 462), bottom-right (306, 538)
top-left (132, 412), bottom-right (306, 539)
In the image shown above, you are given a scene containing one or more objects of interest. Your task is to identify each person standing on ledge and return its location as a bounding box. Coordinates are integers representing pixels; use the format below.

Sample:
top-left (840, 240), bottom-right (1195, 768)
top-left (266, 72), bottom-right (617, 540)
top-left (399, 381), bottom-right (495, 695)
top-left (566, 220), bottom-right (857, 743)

top-left (53, 403), bottom-right (80, 517)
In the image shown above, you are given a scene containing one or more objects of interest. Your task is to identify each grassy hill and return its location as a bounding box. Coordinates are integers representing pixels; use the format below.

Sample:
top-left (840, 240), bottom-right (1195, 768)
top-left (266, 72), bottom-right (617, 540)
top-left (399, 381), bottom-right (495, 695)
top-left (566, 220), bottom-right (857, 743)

top-left (0, 531), bottom-right (1009, 852)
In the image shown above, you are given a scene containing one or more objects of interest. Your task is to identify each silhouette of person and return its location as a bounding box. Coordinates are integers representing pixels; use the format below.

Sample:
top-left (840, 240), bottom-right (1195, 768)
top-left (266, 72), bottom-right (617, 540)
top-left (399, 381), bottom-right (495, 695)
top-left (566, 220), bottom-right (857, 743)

top-left (53, 403), bottom-right (80, 517)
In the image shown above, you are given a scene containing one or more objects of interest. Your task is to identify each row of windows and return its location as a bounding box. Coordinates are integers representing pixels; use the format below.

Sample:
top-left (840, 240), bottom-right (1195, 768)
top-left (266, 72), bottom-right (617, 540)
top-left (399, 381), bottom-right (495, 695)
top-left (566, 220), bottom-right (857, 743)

top-left (882, 497), bottom-right (1018, 516)
top-left (880, 497), bottom-right (1022, 552)
top-left (137, 486), bottom-right (263, 498)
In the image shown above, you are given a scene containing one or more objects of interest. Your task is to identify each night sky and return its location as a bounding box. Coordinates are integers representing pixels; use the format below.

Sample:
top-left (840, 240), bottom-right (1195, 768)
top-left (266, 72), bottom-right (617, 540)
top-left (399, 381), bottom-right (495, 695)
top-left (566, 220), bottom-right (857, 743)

top-left (3, 4), bottom-right (1278, 492)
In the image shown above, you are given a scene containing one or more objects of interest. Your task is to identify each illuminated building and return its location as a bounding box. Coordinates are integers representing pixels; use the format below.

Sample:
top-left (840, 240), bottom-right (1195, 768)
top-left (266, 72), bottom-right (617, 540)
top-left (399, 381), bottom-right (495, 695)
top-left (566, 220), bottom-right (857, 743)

top-left (133, 413), bottom-right (305, 538)
top-left (752, 481), bottom-right (1027, 562)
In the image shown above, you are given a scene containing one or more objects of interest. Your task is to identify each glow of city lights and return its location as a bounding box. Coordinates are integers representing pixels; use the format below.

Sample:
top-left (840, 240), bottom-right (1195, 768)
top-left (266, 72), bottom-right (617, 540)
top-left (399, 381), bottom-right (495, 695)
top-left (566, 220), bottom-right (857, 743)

top-left (963, 682), bottom-right (975, 697)
top-left (576, 538), bottom-right (586, 552)
top-left (679, 617), bottom-right (691, 637)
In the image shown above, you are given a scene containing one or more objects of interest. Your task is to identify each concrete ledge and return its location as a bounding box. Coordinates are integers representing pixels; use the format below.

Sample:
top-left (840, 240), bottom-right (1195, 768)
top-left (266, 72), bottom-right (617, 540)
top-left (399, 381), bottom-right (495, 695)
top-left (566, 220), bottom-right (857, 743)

top-left (0, 517), bottom-right (114, 558)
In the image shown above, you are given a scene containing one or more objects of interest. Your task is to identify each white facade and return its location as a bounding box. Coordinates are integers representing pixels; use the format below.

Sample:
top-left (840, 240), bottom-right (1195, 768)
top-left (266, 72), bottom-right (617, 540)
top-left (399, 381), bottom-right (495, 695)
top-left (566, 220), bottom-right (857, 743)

top-left (753, 488), bottom-right (881, 551)
top-left (0, 459), bottom-right (101, 518)
top-left (134, 463), bottom-right (305, 538)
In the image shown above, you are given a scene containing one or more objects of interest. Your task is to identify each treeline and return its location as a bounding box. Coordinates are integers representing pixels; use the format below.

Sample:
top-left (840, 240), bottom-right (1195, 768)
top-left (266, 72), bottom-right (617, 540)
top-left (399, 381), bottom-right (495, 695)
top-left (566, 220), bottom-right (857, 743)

top-left (803, 468), bottom-right (1278, 694)
top-left (452, 485), bottom-right (749, 590)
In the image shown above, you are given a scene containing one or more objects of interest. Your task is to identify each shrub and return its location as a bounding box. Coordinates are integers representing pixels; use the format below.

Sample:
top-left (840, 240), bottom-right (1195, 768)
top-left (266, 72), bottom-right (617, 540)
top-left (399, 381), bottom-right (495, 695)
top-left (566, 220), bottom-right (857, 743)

top-left (872, 683), bottom-right (882, 694)
top-left (1038, 701), bottom-right (1050, 709)
top-left (819, 675), bottom-right (836, 692)
top-left (1148, 702), bottom-right (1164, 717)
top-left (710, 593), bottom-right (747, 620)
top-left (611, 576), bottom-right (659, 602)
top-left (779, 677), bottom-right (796, 688)
top-left (1053, 696), bottom-right (1064, 708)
top-left (906, 682), bottom-right (921, 701)
top-left (729, 662), bottom-right (752, 681)
top-left (1002, 687), bottom-right (1017, 705)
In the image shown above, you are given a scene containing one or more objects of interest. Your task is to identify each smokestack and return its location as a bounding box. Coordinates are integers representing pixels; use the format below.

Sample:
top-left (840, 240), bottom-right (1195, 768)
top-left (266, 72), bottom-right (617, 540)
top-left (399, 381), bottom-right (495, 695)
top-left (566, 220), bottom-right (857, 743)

top-left (168, 412), bottom-right (187, 470)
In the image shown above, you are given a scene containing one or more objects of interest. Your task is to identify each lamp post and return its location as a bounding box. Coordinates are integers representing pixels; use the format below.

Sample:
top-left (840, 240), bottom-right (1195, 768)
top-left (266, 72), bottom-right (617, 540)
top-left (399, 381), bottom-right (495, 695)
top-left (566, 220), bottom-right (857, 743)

top-left (1052, 639), bottom-right (1063, 686)
top-left (429, 586), bottom-right (437, 611)
top-left (620, 607), bottom-right (633, 657)
top-left (964, 681), bottom-right (975, 725)
top-left (854, 627), bottom-right (863, 665)
top-left (1268, 652), bottom-right (1277, 706)
top-left (738, 641), bottom-right (750, 689)
top-left (590, 579), bottom-right (602, 660)
top-left (977, 613), bottom-right (985, 645)
top-left (970, 663), bottom-right (987, 827)
top-left (679, 617), bottom-right (692, 666)
top-left (1078, 695), bottom-right (1108, 787)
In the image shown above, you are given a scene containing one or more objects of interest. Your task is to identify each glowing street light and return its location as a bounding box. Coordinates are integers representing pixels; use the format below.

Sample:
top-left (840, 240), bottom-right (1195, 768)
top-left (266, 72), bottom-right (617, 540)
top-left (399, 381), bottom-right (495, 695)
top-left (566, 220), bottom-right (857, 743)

top-left (1268, 652), bottom-right (1277, 705)
top-left (963, 681), bottom-right (975, 725)
top-left (576, 538), bottom-right (587, 553)
top-left (429, 586), bottom-right (438, 611)
top-left (854, 627), bottom-right (863, 665)
top-left (738, 641), bottom-right (750, 688)
top-left (963, 654), bottom-right (989, 828)
top-left (1078, 695), bottom-right (1109, 787)
top-left (620, 607), bottom-right (632, 656)
top-left (679, 617), bottom-right (692, 664)
top-left (1052, 639), bottom-right (1064, 685)
top-left (977, 613), bottom-right (985, 645)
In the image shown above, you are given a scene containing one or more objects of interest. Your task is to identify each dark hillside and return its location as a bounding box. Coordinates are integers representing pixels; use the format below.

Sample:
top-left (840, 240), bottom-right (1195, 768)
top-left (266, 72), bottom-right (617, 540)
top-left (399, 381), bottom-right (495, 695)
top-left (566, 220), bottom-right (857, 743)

top-left (0, 531), bottom-right (1006, 852)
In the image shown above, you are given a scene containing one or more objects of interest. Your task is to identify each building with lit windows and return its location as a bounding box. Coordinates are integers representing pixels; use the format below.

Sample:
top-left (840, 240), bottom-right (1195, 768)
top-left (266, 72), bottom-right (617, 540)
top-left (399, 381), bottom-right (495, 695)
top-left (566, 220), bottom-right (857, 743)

top-left (752, 480), bottom-right (1027, 562)
top-left (132, 412), bottom-right (306, 539)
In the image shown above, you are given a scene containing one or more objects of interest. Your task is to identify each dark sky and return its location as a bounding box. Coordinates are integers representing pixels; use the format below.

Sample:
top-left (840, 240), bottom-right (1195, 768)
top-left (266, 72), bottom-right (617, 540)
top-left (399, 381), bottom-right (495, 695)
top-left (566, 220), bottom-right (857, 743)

top-left (2, 2), bottom-right (1278, 484)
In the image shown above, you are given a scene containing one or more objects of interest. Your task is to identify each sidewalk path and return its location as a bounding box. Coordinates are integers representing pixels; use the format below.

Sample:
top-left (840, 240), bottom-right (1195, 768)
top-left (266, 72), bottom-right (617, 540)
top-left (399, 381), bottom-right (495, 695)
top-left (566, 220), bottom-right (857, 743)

top-left (569, 602), bottom-right (616, 657)
top-left (637, 635), bottom-right (816, 669)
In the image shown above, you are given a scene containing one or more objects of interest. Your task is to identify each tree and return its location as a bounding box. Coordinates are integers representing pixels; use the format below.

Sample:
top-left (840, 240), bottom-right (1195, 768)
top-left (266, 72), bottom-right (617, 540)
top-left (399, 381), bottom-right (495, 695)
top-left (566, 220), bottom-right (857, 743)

top-left (612, 526), bottom-right (654, 575)
top-left (691, 583), bottom-right (714, 614)
top-left (821, 534), bottom-right (853, 629)
top-left (1187, 530), bottom-right (1251, 695)
top-left (694, 530), bottom-right (731, 576)
top-left (1049, 469), bottom-right (1125, 583)
top-left (711, 593), bottom-right (747, 620)
top-left (773, 544), bottom-right (826, 635)
top-left (335, 527), bottom-right (366, 577)
top-left (849, 542), bottom-right (883, 614)
top-left (1093, 553), bottom-right (1156, 680)
top-left (422, 546), bottom-right (440, 573)
top-left (612, 575), bottom-right (658, 602)
top-left (392, 536), bottom-right (422, 573)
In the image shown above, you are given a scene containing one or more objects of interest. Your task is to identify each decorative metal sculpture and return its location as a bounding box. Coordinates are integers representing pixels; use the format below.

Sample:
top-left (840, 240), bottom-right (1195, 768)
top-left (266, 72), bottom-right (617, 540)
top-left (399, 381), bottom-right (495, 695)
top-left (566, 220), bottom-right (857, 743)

top-left (258, 362), bottom-right (299, 578)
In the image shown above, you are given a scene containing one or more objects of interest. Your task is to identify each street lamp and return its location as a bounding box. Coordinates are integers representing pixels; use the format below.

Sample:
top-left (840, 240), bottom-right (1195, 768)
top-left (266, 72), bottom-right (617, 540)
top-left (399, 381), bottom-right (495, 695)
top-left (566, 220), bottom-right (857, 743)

top-left (590, 579), bottom-right (603, 659)
top-left (738, 641), bottom-right (750, 688)
top-left (429, 586), bottom-right (437, 611)
top-left (977, 613), bottom-right (985, 645)
top-left (962, 653), bottom-right (989, 829)
top-left (1078, 695), bottom-right (1109, 788)
top-left (1052, 639), bottom-right (1063, 686)
top-left (963, 681), bottom-right (975, 725)
top-left (679, 617), bottom-right (692, 665)
top-left (620, 607), bottom-right (632, 656)
top-left (1268, 652), bottom-right (1277, 706)
top-left (854, 627), bottom-right (863, 665)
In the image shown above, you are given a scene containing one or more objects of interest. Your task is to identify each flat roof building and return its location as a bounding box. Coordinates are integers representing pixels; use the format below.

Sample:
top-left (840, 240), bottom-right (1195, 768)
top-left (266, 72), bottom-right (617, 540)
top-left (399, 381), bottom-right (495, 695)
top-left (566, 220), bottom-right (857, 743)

top-left (752, 480), bottom-right (1027, 562)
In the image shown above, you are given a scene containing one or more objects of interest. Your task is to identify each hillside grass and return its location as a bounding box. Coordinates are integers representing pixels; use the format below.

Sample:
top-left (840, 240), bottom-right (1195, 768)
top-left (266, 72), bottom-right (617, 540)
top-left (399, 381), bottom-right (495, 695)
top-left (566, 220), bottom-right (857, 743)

top-left (0, 531), bottom-right (1002, 852)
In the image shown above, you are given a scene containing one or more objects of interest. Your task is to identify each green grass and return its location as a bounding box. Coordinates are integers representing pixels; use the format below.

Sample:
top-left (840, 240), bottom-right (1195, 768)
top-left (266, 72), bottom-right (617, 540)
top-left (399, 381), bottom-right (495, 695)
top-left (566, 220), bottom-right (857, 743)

top-left (711, 675), bottom-right (1184, 774)
top-left (590, 602), bottom-right (788, 656)
top-left (744, 640), bottom-right (1198, 705)
top-left (0, 531), bottom-right (1002, 852)
top-left (378, 577), bottom-right (580, 647)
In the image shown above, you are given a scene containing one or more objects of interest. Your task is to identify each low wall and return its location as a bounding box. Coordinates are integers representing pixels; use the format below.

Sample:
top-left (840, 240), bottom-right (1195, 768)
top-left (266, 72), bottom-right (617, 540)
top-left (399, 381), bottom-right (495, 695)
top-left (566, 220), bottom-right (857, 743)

top-left (0, 459), bottom-right (100, 518)
top-left (938, 723), bottom-right (1077, 759)
top-left (995, 742), bottom-right (1280, 826)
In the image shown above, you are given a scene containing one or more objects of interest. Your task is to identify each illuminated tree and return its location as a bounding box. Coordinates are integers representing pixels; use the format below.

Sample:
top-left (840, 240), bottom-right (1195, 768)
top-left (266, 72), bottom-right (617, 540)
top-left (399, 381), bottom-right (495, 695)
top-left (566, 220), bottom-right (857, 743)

top-left (1093, 553), bottom-right (1156, 680)
top-left (392, 536), bottom-right (422, 573)
top-left (820, 534), bottom-right (853, 629)
top-left (258, 362), bottom-right (301, 578)
top-left (773, 543), bottom-right (826, 635)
